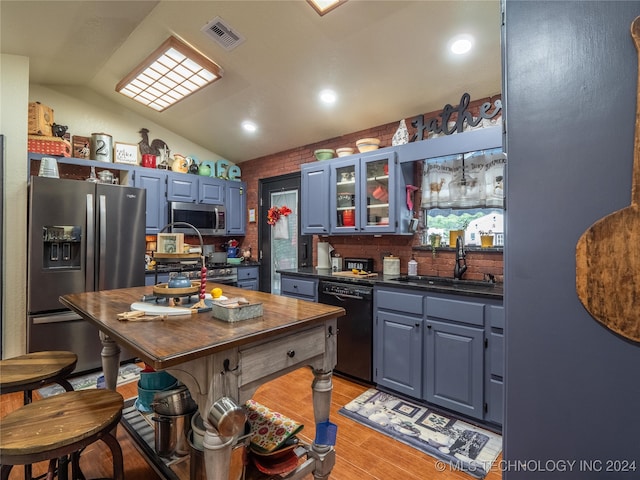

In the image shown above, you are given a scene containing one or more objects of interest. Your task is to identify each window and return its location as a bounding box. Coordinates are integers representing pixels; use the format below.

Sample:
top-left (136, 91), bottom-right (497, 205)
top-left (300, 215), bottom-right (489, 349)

top-left (421, 148), bottom-right (505, 247)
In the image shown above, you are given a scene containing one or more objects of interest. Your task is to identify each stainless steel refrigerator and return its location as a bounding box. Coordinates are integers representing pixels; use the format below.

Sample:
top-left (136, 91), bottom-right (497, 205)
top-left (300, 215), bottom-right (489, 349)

top-left (27, 176), bottom-right (146, 373)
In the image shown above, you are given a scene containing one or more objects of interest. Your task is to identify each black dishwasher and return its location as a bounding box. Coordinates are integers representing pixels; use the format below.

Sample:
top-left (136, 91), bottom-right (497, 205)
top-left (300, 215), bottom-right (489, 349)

top-left (318, 280), bottom-right (373, 384)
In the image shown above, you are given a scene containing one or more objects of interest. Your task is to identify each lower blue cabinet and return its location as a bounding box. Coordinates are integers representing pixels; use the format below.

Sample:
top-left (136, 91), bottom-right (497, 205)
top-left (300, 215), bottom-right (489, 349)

top-left (423, 319), bottom-right (484, 418)
top-left (375, 310), bottom-right (422, 398)
top-left (237, 266), bottom-right (259, 291)
top-left (375, 286), bottom-right (503, 425)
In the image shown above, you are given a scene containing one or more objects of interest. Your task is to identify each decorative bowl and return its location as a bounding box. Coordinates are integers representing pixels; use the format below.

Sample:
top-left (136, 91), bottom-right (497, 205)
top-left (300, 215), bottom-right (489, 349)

top-left (314, 149), bottom-right (335, 161)
top-left (336, 147), bottom-right (355, 157)
top-left (140, 370), bottom-right (178, 391)
top-left (356, 138), bottom-right (381, 153)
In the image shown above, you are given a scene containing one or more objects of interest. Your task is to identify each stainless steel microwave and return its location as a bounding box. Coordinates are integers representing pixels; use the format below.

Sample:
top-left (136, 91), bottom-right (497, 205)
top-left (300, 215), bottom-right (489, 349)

top-left (169, 202), bottom-right (226, 235)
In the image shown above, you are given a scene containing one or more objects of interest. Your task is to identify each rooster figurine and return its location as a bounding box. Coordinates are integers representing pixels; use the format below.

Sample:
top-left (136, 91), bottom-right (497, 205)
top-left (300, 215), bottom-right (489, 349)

top-left (138, 128), bottom-right (169, 157)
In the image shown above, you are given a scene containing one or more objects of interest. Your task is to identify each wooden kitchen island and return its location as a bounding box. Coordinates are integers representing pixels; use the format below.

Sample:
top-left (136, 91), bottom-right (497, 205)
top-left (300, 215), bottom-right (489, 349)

top-left (60, 285), bottom-right (345, 480)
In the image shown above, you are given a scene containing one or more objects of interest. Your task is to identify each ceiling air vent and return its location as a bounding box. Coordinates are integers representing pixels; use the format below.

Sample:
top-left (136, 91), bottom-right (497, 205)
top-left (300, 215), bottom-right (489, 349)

top-left (201, 16), bottom-right (245, 51)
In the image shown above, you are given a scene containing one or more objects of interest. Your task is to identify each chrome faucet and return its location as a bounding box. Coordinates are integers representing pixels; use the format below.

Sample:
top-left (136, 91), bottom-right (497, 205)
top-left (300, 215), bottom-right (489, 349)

top-left (453, 235), bottom-right (467, 280)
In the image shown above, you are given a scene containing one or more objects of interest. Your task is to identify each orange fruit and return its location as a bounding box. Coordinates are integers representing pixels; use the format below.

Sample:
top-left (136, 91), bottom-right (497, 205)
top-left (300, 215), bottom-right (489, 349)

top-left (211, 287), bottom-right (223, 298)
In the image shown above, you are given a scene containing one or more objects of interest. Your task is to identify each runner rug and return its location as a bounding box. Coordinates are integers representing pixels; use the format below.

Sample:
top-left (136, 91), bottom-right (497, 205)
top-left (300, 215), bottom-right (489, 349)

top-left (338, 388), bottom-right (502, 479)
top-left (37, 363), bottom-right (142, 398)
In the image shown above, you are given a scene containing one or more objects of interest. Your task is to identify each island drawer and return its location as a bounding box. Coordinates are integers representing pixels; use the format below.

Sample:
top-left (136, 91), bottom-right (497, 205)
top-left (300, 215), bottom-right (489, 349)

top-left (239, 326), bottom-right (325, 385)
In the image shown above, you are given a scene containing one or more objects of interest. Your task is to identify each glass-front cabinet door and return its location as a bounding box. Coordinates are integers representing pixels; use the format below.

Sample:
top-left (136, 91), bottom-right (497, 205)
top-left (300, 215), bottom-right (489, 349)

top-left (330, 158), bottom-right (360, 233)
top-left (360, 151), bottom-right (396, 233)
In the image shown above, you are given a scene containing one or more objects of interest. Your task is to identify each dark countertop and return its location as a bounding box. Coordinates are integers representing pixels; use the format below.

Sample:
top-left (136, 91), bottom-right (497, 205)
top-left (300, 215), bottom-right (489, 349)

top-left (277, 267), bottom-right (503, 300)
top-left (146, 261), bottom-right (261, 274)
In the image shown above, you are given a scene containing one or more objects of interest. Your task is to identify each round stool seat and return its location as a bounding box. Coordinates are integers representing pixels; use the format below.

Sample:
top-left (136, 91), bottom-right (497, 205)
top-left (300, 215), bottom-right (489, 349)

top-left (0, 351), bottom-right (77, 393)
top-left (0, 389), bottom-right (123, 467)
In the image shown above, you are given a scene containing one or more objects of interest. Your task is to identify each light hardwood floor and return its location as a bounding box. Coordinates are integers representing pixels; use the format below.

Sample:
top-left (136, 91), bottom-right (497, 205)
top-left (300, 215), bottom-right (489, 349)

top-left (1, 366), bottom-right (502, 480)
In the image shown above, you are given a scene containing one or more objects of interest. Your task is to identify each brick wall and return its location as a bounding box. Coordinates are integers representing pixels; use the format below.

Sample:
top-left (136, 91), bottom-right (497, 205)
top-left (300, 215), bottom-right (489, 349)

top-left (239, 95), bottom-right (504, 281)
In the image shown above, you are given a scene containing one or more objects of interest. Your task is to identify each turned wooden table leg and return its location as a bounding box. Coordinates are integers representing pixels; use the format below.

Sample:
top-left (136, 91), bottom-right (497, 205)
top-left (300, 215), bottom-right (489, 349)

top-left (99, 332), bottom-right (121, 390)
top-left (310, 369), bottom-right (336, 479)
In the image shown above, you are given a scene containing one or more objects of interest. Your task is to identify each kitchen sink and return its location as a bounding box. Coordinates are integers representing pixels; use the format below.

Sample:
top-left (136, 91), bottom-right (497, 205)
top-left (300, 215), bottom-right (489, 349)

top-left (391, 275), bottom-right (496, 288)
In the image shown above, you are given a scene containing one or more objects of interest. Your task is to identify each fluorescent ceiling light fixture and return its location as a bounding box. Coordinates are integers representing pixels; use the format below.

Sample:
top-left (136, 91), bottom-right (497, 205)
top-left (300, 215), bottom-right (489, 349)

top-left (116, 36), bottom-right (223, 112)
top-left (307, 0), bottom-right (347, 16)
top-left (319, 89), bottom-right (337, 104)
top-left (242, 121), bottom-right (257, 133)
top-left (450, 34), bottom-right (474, 55)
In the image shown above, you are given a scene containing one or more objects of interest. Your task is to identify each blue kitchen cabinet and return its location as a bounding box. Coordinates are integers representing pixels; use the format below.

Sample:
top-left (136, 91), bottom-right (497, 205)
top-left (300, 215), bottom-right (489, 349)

top-left (280, 275), bottom-right (318, 302)
top-left (132, 169), bottom-right (168, 234)
top-left (329, 151), bottom-right (397, 234)
top-left (301, 148), bottom-right (402, 235)
top-left (424, 294), bottom-right (486, 421)
top-left (167, 174), bottom-right (225, 204)
top-left (485, 304), bottom-right (504, 426)
top-left (375, 310), bottom-right (423, 398)
top-left (237, 265), bottom-right (259, 290)
top-left (328, 156), bottom-right (361, 234)
top-left (167, 172), bottom-right (198, 202)
top-left (301, 162), bottom-right (331, 235)
top-left (358, 151), bottom-right (397, 234)
top-left (376, 286), bottom-right (502, 424)
top-left (423, 319), bottom-right (484, 419)
top-left (145, 272), bottom-right (169, 286)
top-left (374, 287), bottom-right (424, 398)
top-left (225, 181), bottom-right (246, 235)
top-left (200, 176), bottom-right (225, 204)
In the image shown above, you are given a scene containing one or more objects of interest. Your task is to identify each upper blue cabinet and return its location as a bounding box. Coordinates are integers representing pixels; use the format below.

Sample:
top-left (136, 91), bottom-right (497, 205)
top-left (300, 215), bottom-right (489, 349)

top-left (301, 147), bottom-right (410, 235)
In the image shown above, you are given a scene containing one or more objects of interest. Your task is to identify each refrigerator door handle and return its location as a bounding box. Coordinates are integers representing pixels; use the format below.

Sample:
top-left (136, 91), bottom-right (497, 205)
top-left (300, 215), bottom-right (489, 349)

top-left (98, 194), bottom-right (107, 290)
top-left (86, 193), bottom-right (95, 291)
top-left (31, 311), bottom-right (82, 324)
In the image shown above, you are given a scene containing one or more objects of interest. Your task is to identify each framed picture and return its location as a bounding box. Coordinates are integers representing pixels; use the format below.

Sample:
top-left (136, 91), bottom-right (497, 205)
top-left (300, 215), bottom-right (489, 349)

top-left (156, 233), bottom-right (184, 254)
top-left (72, 135), bottom-right (91, 159)
top-left (114, 142), bottom-right (138, 165)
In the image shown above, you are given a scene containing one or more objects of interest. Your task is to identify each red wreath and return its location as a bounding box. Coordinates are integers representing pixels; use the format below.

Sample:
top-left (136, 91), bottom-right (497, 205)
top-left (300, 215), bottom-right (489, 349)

top-left (267, 205), bottom-right (292, 225)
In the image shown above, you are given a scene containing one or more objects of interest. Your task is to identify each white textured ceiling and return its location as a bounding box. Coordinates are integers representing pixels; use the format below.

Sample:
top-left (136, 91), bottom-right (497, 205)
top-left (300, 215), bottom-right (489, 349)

top-left (1, 0), bottom-right (502, 163)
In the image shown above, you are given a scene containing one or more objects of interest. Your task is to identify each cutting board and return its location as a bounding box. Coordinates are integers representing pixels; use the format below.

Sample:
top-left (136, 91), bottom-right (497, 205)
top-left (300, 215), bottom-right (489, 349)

top-left (130, 295), bottom-right (226, 316)
top-left (130, 303), bottom-right (193, 316)
top-left (332, 271), bottom-right (378, 279)
top-left (575, 16), bottom-right (640, 343)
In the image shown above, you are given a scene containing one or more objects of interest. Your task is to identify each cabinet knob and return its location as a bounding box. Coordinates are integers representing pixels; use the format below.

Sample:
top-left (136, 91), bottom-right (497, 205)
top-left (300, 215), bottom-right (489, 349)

top-left (415, 323), bottom-right (420, 328)
top-left (427, 324), bottom-right (432, 329)
top-left (287, 350), bottom-right (296, 358)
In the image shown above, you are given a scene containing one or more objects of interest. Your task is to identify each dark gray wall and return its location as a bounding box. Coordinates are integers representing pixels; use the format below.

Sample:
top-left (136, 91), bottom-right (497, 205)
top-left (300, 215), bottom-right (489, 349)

top-left (504, 1), bottom-right (640, 479)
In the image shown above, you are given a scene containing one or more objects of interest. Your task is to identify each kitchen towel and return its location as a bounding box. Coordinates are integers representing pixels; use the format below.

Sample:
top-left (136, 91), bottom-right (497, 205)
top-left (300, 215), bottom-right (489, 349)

top-left (245, 399), bottom-right (304, 454)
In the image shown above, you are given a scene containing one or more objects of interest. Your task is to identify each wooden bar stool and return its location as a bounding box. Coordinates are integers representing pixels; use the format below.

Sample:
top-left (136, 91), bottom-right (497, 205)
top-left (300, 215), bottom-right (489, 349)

top-left (0, 351), bottom-right (77, 404)
top-left (0, 389), bottom-right (125, 480)
top-left (1, 351), bottom-right (78, 480)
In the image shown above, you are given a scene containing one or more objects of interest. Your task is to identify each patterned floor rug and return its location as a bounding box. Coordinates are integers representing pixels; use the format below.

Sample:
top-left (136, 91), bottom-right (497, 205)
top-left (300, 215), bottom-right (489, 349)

top-left (37, 363), bottom-right (142, 398)
top-left (338, 389), bottom-right (502, 479)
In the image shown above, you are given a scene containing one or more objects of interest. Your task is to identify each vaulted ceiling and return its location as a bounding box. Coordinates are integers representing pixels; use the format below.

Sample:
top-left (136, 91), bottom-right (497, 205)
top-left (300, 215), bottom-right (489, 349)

top-left (1, 1), bottom-right (502, 163)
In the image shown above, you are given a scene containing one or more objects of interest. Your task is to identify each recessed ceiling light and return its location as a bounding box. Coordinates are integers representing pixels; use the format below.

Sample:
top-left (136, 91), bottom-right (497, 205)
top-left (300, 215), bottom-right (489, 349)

top-left (319, 89), bottom-right (337, 104)
top-left (450, 34), bottom-right (474, 55)
top-left (242, 121), bottom-right (257, 133)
